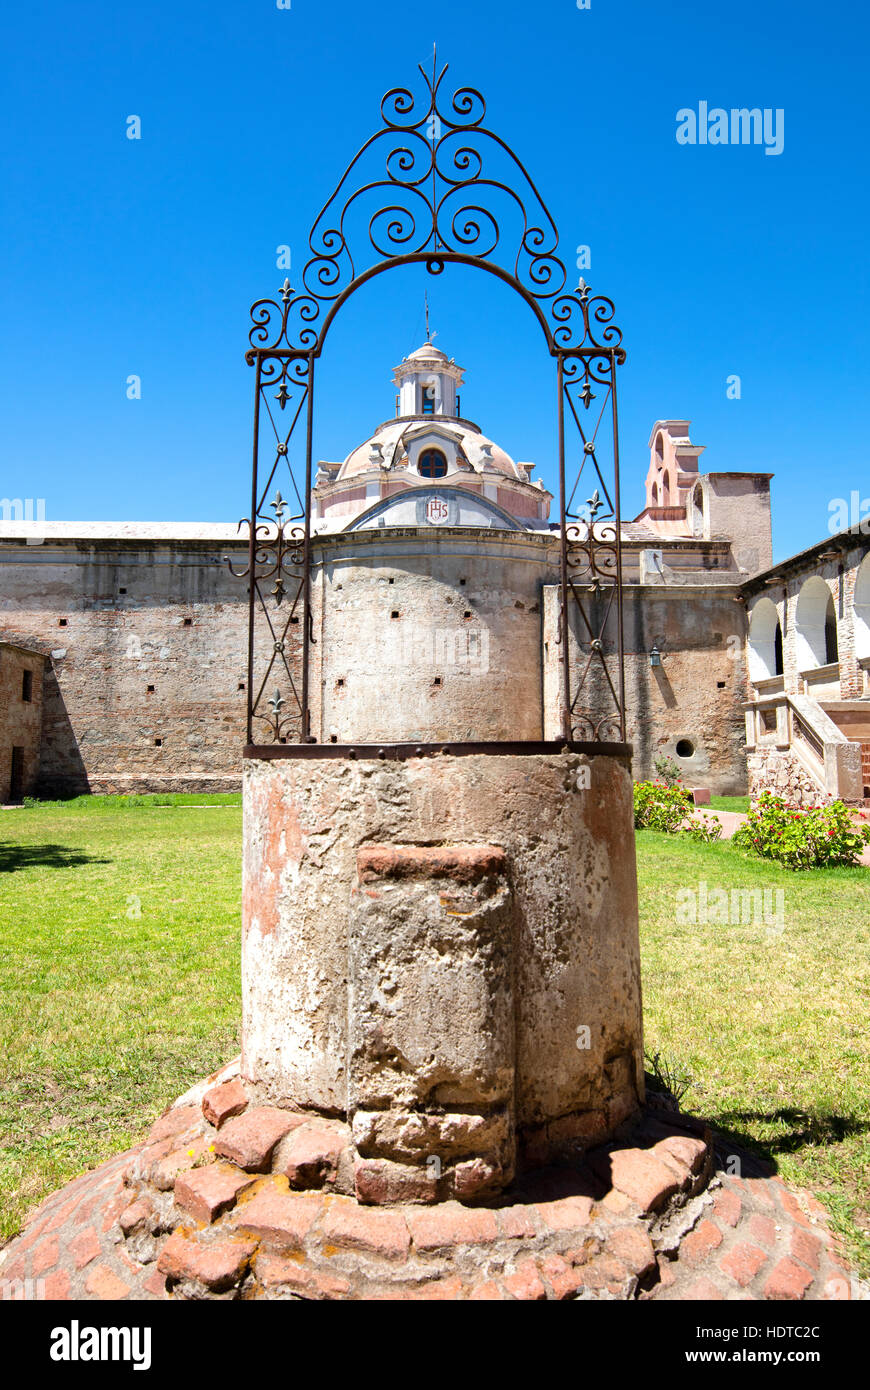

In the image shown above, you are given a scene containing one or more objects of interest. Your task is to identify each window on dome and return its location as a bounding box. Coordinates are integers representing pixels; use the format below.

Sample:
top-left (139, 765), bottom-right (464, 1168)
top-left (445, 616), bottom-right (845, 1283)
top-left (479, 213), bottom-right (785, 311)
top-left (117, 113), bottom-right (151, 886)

top-left (421, 382), bottom-right (436, 415)
top-left (419, 448), bottom-right (448, 479)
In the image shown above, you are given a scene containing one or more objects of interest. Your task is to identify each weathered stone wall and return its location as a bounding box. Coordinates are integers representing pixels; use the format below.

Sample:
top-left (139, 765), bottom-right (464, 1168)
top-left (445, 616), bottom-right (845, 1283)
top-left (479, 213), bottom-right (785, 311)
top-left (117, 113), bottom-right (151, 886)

top-left (308, 530), bottom-right (553, 744)
top-left (0, 643), bottom-right (45, 801)
top-left (0, 534), bottom-right (249, 795)
top-left (241, 752), bottom-right (644, 1197)
top-left (543, 585), bottom-right (750, 793)
top-left (746, 746), bottom-right (835, 808)
top-left (1, 526), bottom-right (754, 795)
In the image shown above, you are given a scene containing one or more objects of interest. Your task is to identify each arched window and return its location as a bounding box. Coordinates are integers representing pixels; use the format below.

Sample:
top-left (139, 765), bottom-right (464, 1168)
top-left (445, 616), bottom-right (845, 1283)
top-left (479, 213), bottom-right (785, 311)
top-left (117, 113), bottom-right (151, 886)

top-left (748, 597), bottom-right (784, 681)
top-left (651, 482), bottom-right (658, 505)
top-left (825, 598), bottom-right (839, 664)
top-left (692, 484), bottom-right (705, 538)
top-left (796, 577), bottom-right (838, 669)
top-left (419, 448), bottom-right (448, 479)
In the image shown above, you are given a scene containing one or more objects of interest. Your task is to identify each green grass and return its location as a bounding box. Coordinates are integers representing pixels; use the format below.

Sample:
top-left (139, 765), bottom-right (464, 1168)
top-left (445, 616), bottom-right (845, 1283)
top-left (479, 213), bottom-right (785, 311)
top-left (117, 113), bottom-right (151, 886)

top-left (0, 797), bottom-right (242, 1240)
top-left (1, 799), bottom-right (867, 1278)
top-left (637, 829), bottom-right (870, 1276)
top-left (708, 795), bottom-right (750, 813)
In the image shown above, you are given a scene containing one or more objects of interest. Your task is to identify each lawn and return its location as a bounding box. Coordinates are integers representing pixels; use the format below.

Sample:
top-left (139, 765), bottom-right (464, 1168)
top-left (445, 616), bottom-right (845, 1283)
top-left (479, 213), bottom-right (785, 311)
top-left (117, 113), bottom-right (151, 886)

top-left (0, 796), bottom-right (243, 1242)
top-left (0, 797), bottom-right (867, 1277)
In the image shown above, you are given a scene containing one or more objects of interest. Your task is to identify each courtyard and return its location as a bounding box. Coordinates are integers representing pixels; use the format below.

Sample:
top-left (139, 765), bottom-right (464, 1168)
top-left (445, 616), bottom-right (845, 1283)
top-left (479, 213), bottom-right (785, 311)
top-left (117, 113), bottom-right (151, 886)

top-left (1, 794), bottom-right (867, 1279)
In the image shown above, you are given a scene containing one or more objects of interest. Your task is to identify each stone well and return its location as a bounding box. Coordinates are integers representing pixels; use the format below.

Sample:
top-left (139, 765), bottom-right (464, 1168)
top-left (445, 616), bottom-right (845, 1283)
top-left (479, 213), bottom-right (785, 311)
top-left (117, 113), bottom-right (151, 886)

top-left (241, 748), bottom-right (644, 1202)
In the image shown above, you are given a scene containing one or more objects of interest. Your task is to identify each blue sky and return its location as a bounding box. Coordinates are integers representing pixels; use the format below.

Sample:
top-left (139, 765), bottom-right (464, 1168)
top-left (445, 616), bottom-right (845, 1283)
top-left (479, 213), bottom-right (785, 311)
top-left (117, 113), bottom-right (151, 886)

top-left (2, 0), bottom-right (867, 561)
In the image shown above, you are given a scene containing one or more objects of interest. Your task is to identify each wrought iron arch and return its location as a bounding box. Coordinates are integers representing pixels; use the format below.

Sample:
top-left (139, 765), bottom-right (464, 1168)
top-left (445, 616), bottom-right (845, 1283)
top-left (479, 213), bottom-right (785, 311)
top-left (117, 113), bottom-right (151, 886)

top-left (234, 55), bottom-right (627, 752)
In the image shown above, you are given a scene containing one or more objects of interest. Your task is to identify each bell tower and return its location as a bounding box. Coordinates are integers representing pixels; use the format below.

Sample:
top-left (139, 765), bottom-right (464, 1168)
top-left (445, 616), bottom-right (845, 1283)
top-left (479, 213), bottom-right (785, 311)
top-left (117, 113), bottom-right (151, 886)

top-left (393, 341), bottom-right (465, 419)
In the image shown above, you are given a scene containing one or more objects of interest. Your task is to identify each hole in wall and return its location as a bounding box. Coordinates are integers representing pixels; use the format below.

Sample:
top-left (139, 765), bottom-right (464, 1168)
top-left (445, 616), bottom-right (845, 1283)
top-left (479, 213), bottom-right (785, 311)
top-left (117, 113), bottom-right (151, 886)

top-left (391, 611), bottom-right (400, 619)
top-left (675, 739), bottom-right (695, 759)
top-left (147, 685), bottom-right (155, 693)
top-left (183, 618), bottom-right (192, 627)
top-left (154, 738), bottom-right (163, 747)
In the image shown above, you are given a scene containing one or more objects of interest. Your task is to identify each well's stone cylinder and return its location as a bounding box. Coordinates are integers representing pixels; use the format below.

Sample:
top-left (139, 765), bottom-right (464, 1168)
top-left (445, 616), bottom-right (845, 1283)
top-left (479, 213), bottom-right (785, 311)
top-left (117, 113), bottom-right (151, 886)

top-left (242, 750), bottom-right (643, 1201)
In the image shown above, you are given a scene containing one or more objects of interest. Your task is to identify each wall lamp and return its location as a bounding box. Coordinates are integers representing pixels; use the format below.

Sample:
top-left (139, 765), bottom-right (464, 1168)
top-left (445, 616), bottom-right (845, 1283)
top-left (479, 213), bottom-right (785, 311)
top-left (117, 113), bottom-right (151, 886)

top-left (649, 644), bottom-right (662, 668)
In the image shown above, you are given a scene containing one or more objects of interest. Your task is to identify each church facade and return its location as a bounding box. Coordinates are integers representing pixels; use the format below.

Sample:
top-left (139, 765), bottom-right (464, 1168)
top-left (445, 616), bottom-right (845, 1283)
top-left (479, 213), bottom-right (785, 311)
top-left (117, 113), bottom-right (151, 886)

top-left (1, 340), bottom-right (867, 804)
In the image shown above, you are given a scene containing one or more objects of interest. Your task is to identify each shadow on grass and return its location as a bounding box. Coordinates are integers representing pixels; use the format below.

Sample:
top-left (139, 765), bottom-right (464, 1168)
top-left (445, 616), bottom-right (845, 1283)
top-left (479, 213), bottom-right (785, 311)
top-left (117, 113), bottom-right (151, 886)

top-left (708, 1108), bottom-right (867, 1176)
top-left (0, 843), bottom-right (111, 873)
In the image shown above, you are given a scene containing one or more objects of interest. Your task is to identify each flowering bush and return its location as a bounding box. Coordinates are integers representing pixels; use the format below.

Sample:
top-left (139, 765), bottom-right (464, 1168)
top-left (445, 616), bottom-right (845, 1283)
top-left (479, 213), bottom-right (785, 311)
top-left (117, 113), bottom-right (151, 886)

top-left (732, 792), bottom-right (870, 870)
top-left (633, 781), bottom-right (722, 842)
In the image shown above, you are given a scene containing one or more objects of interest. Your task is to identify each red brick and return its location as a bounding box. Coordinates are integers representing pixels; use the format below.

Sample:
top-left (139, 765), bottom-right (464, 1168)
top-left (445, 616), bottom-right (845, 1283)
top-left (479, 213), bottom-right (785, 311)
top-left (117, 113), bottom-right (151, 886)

top-left (101, 1191), bottom-right (130, 1234)
top-left (790, 1226), bottom-right (823, 1270)
top-left (603, 1148), bottom-right (679, 1213)
top-left (608, 1225), bottom-right (656, 1278)
top-left (119, 1199), bottom-right (152, 1236)
top-left (497, 1205), bottom-right (538, 1240)
top-left (158, 1230), bottom-right (258, 1291)
top-left (357, 843), bottom-right (506, 884)
top-left (468, 1280), bottom-right (504, 1300)
top-left (720, 1241), bottom-right (768, 1287)
top-left (42, 1270), bottom-right (70, 1300)
top-left (148, 1105), bottom-right (201, 1144)
top-left (744, 1177), bottom-right (776, 1210)
top-left (69, 1226), bottom-right (101, 1270)
top-left (150, 1139), bottom-right (212, 1192)
top-left (31, 1235), bottom-right (59, 1277)
top-left (256, 1253), bottom-right (351, 1299)
top-left (748, 1212), bottom-right (778, 1248)
top-left (320, 1197), bottom-right (410, 1262)
top-left (682, 1276), bottom-right (723, 1300)
top-left (777, 1187), bottom-right (813, 1229)
top-left (538, 1253), bottom-right (587, 1300)
top-left (535, 1194), bottom-right (594, 1233)
top-left (282, 1123), bottom-right (345, 1190)
top-left (652, 1134), bottom-right (708, 1179)
top-left (405, 1202), bottom-right (499, 1252)
top-left (142, 1268), bottom-right (167, 1297)
top-left (453, 1158), bottom-right (502, 1199)
top-left (764, 1256), bottom-right (814, 1301)
top-left (73, 1195), bottom-right (101, 1228)
top-left (202, 1078), bottom-right (249, 1129)
top-left (353, 1158), bottom-right (437, 1205)
top-left (681, 1219), bottom-right (723, 1267)
top-left (84, 1264), bottom-right (131, 1299)
top-left (231, 1185), bottom-right (324, 1250)
top-left (215, 1108), bottom-right (298, 1172)
top-left (713, 1188), bottom-right (742, 1228)
top-left (503, 1258), bottom-right (547, 1301)
top-left (175, 1164), bottom-right (255, 1224)
top-left (42, 1196), bottom-right (79, 1235)
top-left (576, 1254), bottom-right (629, 1294)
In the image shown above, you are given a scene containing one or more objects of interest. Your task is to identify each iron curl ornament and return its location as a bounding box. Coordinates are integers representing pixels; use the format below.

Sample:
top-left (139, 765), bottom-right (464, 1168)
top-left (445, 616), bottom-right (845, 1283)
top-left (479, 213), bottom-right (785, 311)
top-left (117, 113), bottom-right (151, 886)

top-left (238, 54), bottom-right (627, 749)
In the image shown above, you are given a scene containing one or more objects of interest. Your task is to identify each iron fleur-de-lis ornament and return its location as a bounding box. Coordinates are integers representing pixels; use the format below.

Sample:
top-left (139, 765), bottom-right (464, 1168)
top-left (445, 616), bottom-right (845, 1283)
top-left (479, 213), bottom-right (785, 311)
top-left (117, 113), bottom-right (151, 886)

top-left (268, 689), bottom-right (285, 717)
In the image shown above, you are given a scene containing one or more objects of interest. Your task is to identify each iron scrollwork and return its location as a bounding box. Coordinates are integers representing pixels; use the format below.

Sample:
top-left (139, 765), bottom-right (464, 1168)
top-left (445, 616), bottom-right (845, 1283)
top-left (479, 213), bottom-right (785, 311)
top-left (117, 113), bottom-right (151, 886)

top-left (237, 56), bottom-right (627, 748)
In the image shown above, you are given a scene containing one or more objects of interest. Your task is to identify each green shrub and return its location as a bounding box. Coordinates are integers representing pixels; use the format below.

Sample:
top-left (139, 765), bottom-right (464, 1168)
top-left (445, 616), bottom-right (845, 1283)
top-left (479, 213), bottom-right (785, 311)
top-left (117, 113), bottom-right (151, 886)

top-left (732, 791), bottom-right (870, 870)
top-left (653, 753), bottom-right (682, 787)
top-left (633, 780), bottom-right (722, 842)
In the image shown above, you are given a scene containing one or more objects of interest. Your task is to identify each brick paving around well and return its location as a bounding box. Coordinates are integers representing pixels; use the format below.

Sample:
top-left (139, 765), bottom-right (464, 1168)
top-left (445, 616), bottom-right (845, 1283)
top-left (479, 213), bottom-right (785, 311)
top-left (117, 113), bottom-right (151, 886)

top-left (0, 1063), bottom-right (863, 1302)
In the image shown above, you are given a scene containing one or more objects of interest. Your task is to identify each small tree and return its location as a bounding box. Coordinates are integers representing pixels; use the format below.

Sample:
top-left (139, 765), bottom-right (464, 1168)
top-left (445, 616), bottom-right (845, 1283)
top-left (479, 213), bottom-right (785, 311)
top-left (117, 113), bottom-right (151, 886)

top-left (653, 753), bottom-right (682, 787)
